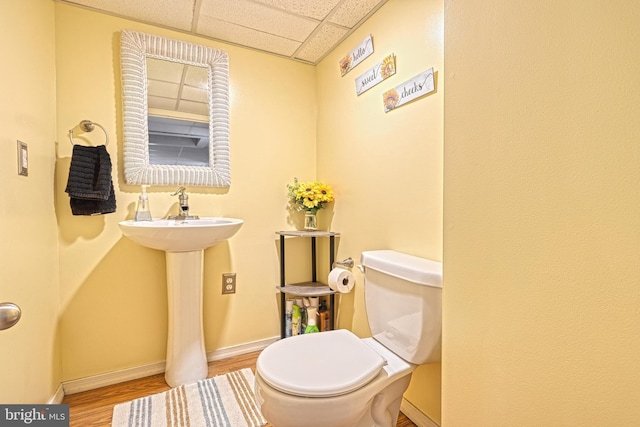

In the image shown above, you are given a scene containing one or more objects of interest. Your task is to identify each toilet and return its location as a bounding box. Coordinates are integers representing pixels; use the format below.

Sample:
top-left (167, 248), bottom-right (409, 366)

top-left (254, 250), bottom-right (442, 427)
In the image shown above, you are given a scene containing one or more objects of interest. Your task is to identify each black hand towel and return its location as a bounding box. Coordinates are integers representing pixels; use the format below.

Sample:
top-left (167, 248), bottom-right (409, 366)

top-left (65, 145), bottom-right (117, 215)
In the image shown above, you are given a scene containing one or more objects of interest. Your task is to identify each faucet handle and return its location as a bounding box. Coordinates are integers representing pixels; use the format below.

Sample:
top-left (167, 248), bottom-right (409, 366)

top-left (171, 186), bottom-right (186, 196)
top-left (167, 186), bottom-right (198, 220)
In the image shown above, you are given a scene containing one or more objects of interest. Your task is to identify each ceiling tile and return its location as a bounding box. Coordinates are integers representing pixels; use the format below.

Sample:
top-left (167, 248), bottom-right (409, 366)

top-left (199, 0), bottom-right (318, 42)
top-left (64, 0), bottom-right (195, 30)
top-left (184, 65), bottom-right (208, 89)
top-left (178, 100), bottom-right (209, 116)
top-left (294, 23), bottom-right (348, 63)
top-left (181, 86), bottom-right (208, 103)
top-left (148, 81), bottom-right (180, 99)
top-left (60, 0), bottom-right (389, 64)
top-left (148, 96), bottom-right (178, 111)
top-left (330, 0), bottom-right (386, 28)
top-left (196, 15), bottom-right (301, 56)
top-left (252, 0), bottom-right (342, 20)
top-left (147, 58), bottom-right (184, 84)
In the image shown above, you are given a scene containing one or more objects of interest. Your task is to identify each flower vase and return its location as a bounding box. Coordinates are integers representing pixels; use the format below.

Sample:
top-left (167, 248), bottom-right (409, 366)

top-left (304, 211), bottom-right (318, 231)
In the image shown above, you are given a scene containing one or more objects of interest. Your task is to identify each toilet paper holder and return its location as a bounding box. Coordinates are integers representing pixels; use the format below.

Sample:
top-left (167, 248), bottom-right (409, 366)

top-left (333, 257), bottom-right (354, 270)
top-left (332, 257), bottom-right (366, 274)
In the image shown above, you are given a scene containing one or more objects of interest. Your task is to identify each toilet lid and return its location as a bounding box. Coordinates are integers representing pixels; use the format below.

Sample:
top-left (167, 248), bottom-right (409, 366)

top-left (257, 329), bottom-right (387, 397)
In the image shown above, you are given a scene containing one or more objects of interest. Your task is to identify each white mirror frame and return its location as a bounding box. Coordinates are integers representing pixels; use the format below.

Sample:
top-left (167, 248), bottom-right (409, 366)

top-left (120, 29), bottom-right (231, 187)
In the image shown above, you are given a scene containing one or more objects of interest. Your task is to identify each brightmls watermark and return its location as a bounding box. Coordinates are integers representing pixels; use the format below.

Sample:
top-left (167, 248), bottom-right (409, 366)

top-left (0, 405), bottom-right (69, 426)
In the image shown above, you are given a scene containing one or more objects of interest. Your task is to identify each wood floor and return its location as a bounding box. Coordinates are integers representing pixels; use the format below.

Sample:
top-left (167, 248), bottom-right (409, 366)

top-left (62, 350), bottom-right (417, 427)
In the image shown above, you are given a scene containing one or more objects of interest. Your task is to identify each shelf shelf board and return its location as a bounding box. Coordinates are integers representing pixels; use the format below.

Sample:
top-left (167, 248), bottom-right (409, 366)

top-left (276, 282), bottom-right (336, 296)
top-left (277, 230), bottom-right (340, 237)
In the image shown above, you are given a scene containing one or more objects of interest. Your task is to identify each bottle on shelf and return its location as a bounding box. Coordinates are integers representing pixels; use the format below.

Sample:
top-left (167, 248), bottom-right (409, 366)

top-left (285, 299), bottom-right (293, 338)
top-left (302, 298), bottom-right (310, 331)
top-left (304, 309), bottom-right (320, 334)
top-left (292, 303), bottom-right (301, 336)
top-left (304, 307), bottom-right (319, 334)
top-left (318, 298), bottom-right (330, 332)
top-left (295, 298), bottom-right (307, 333)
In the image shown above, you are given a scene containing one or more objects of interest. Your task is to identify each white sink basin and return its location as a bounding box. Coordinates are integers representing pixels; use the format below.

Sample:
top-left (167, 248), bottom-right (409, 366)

top-left (119, 217), bottom-right (243, 252)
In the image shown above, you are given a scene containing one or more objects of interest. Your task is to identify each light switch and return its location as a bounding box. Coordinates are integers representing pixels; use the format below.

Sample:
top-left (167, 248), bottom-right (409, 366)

top-left (17, 140), bottom-right (28, 176)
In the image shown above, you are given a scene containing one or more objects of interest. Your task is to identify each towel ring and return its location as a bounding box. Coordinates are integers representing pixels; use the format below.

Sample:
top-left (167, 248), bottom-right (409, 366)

top-left (68, 120), bottom-right (109, 146)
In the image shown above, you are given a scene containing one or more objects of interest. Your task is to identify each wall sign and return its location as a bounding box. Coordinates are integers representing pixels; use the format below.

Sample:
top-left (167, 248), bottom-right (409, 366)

top-left (383, 67), bottom-right (435, 112)
top-left (339, 35), bottom-right (374, 76)
top-left (355, 54), bottom-right (396, 95)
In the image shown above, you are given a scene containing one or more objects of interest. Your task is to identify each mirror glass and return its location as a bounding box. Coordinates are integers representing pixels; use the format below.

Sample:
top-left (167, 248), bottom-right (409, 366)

top-left (147, 58), bottom-right (210, 167)
top-left (121, 30), bottom-right (230, 186)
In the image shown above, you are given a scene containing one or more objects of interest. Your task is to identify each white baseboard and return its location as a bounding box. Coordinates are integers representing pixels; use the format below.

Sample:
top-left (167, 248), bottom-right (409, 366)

top-left (49, 384), bottom-right (65, 404)
top-left (62, 336), bottom-right (278, 396)
top-left (401, 398), bottom-right (439, 427)
top-left (62, 361), bottom-right (167, 396)
top-left (206, 336), bottom-right (279, 362)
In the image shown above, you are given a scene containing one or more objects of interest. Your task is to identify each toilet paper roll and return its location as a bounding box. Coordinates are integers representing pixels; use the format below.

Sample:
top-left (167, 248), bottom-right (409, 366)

top-left (328, 268), bottom-right (355, 293)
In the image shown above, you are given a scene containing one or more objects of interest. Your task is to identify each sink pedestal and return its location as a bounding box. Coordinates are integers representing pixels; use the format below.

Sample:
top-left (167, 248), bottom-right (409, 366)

top-left (117, 218), bottom-right (244, 388)
top-left (164, 250), bottom-right (208, 387)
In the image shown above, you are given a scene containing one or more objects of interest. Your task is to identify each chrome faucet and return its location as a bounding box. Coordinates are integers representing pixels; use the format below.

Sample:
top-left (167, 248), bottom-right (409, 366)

top-left (168, 187), bottom-right (199, 220)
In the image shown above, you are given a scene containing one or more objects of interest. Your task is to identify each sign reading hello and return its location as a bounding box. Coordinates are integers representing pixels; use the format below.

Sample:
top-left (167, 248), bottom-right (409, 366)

top-left (339, 35), bottom-right (374, 76)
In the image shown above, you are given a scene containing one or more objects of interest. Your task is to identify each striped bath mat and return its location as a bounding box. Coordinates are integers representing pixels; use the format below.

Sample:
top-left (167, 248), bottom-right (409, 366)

top-left (112, 368), bottom-right (267, 427)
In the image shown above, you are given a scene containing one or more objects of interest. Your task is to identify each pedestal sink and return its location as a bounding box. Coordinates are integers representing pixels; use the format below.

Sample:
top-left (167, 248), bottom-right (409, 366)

top-left (118, 217), bottom-right (243, 387)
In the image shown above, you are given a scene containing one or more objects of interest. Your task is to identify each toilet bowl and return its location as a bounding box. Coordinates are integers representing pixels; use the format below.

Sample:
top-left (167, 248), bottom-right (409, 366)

top-left (255, 330), bottom-right (415, 427)
top-left (254, 250), bottom-right (442, 427)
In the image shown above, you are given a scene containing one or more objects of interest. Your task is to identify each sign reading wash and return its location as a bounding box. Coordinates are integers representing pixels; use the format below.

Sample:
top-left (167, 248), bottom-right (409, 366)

top-left (383, 67), bottom-right (435, 112)
top-left (355, 54), bottom-right (396, 95)
top-left (1, 405), bottom-right (69, 426)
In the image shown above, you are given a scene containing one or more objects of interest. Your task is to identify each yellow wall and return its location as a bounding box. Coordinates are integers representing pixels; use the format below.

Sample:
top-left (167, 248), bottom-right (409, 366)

top-left (0, 0), bottom-right (61, 403)
top-left (316, 0), bottom-right (444, 423)
top-left (54, 3), bottom-right (317, 381)
top-left (443, 1), bottom-right (640, 426)
top-left (0, 1), bottom-right (444, 421)
top-left (6, 1), bottom-right (640, 424)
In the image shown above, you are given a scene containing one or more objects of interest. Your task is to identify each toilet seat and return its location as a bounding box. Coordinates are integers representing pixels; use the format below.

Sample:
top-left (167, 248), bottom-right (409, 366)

top-left (256, 329), bottom-right (387, 397)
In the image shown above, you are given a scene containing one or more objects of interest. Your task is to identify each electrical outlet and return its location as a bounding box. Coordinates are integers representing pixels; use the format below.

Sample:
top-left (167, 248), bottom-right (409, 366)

top-left (222, 273), bottom-right (236, 294)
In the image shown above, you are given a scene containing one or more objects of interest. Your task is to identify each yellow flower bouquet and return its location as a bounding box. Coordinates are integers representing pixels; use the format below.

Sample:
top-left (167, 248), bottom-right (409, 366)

top-left (287, 178), bottom-right (334, 215)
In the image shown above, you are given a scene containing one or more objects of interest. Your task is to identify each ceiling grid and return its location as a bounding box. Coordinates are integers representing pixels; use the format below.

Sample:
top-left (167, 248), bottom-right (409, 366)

top-left (58, 0), bottom-right (388, 64)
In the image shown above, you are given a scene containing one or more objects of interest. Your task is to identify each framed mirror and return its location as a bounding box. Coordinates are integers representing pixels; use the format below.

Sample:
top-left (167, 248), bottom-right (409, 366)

top-left (120, 29), bottom-right (230, 187)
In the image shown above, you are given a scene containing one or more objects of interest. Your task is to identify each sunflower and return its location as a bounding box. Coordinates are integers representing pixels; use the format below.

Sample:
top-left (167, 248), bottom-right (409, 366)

top-left (381, 55), bottom-right (396, 79)
top-left (287, 178), bottom-right (335, 214)
top-left (339, 55), bottom-right (353, 75)
top-left (383, 89), bottom-right (400, 111)
top-left (315, 183), bottom-right (334, 203)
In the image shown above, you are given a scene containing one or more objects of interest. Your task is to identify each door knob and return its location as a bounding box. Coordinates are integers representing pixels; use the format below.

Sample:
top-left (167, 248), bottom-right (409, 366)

top-left (0, 302), bottom-right (21, 330)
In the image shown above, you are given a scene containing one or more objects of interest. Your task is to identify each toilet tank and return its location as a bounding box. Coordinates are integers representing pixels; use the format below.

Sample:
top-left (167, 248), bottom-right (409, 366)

top-left (361, 250), bottom-right (442, 365)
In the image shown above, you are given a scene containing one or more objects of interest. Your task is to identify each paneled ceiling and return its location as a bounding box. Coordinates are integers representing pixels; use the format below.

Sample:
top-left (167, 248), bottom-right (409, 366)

top-left (58, 0), bottom-right (389, 64)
